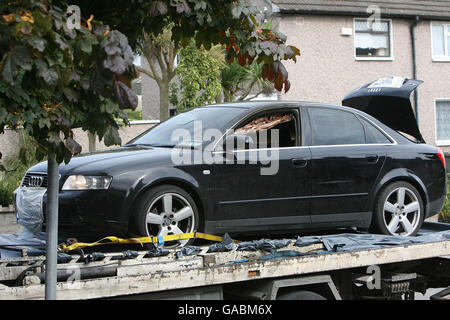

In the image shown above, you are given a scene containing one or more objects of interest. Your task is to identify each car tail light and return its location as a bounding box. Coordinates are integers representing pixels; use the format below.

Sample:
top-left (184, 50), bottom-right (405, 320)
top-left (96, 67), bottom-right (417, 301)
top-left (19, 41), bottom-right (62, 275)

top-left (437, 147), bottom-right (446, 169)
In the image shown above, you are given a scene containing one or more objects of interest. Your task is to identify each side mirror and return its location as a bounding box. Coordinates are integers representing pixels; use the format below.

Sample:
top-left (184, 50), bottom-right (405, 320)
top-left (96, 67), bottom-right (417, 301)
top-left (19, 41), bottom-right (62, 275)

top-left (223, 134), bottom-right (255, 151)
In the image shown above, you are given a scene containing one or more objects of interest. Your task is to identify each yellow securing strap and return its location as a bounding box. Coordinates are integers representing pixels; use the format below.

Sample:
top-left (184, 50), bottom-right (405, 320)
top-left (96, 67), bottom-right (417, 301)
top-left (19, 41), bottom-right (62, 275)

top-left (58, 232), bottom-right (226, 252)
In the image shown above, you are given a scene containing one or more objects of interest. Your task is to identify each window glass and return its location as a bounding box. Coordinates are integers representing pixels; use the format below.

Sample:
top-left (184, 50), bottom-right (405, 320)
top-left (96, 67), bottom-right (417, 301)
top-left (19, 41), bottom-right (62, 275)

top-left (309, 108), bottom-right (365, 146)
top-left (436, 100), bottom-right (450, 142)
top-left (233, 112), bottom-right (297, 149)
top-left (360, 117), bottom-right (391, 144)
top-left (447, 36), bottom-right (450, 56)
top-left (355, 19), bottom-right (391, 58)
top-left (432, 23), bottom-right (450, 58)
top-left (127, 107), bottom-right (244, 148)
top-left (432, 24), bottom-right (445, 56)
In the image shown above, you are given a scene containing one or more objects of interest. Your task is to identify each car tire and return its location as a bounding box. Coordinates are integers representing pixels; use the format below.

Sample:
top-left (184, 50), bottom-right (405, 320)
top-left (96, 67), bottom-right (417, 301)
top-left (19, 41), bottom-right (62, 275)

top-left (129, 185), bottom-right (200, 248)
top-left (370, 181), bottom-right (424, 237)
top-left (277, 290), bottom-right (327, 300)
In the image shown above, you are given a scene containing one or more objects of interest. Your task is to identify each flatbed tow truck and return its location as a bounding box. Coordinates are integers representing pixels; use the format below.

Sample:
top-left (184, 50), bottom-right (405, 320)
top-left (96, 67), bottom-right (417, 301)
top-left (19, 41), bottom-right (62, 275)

top-left (0, 222), bottom-right (450, 300)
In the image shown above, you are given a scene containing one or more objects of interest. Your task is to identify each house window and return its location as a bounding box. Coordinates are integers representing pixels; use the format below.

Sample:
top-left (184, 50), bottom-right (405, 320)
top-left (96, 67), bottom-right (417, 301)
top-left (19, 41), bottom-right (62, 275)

top-left (354, 19), bottom-right (392, 59)
top-left (435, 100), bottom-right (450, 145)
top-left (133, 55), bottom-right (141, 66)
top-left (431, 22), bottom-right (450, 60)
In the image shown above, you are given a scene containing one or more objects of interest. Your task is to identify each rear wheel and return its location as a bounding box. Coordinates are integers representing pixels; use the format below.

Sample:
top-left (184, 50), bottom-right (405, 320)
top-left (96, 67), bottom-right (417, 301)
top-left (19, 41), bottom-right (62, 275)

top-left (371, 181), bottom-right (424, 236)
top-left (130, 185), bottom-right (200, 248)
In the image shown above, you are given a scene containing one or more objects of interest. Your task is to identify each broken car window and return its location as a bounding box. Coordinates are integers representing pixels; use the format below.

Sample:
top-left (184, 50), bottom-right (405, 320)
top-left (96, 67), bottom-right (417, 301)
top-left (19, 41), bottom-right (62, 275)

top-left (234, 113), bottom-right (297, 149)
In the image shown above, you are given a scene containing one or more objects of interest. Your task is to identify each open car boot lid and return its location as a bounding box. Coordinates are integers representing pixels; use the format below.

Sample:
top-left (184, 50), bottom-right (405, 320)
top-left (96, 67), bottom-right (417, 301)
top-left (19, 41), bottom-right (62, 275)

top-left (342, 76), bottom-right (424, 143)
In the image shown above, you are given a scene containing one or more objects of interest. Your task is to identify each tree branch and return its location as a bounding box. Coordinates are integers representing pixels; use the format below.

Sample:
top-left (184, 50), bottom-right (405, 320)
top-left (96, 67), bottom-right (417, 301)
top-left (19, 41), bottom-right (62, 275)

top-left (243, 89), bottom-right (265, 101)
top-left (136, 66), bottom-right (155, 80)
top-left (238, 79), bottom-right (257, 101)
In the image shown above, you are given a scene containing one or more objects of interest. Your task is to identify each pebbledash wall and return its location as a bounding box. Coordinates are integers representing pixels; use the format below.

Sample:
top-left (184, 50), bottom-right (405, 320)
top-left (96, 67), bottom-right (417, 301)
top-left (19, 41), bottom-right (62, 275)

top-left (0, 120), bottom-right (158, 163)
top-left (276, 14), bottom-right (450, 153)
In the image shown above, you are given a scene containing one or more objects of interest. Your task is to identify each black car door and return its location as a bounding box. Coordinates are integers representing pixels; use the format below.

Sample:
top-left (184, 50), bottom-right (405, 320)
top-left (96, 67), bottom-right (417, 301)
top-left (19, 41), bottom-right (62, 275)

top-left (306, 106), bottom-right (388, 227)
top-left (209, 106), bottom-right (312, 234)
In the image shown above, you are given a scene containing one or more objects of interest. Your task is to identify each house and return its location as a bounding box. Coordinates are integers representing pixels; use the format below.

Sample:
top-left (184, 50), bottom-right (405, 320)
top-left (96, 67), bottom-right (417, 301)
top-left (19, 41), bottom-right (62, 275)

top-left (272, 0), bottom-right (450, 153)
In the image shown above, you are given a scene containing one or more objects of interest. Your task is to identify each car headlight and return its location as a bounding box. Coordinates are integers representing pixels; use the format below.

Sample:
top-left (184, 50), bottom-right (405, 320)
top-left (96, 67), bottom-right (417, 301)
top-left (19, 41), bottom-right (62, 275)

top-left (62, 175), bottom-right (112, 190)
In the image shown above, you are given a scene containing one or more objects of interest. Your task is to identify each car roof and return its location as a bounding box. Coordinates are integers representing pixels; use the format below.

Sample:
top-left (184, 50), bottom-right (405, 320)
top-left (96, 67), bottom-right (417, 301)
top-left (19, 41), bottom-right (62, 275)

top-left (202, 100), bottom-right (360, 114)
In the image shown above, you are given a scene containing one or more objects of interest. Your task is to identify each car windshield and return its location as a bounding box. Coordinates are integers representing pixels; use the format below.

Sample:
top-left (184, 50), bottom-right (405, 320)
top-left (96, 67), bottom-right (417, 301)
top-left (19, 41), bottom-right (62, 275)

top-left (125, 107), bottom-right (245, 149)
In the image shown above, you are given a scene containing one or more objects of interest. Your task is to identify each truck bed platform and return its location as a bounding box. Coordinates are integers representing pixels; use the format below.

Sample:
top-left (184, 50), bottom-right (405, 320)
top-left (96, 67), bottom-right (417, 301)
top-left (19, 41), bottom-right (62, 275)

top-left (1, 222), bottom-right (449, 300)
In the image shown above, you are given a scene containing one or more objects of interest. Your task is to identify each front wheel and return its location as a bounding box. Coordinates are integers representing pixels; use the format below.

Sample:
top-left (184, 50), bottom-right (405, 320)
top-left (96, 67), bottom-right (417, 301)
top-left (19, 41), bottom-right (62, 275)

top-left (130, 185), bottom-right (200, 248)
top-left (371, 181), bottom-right (424, 236)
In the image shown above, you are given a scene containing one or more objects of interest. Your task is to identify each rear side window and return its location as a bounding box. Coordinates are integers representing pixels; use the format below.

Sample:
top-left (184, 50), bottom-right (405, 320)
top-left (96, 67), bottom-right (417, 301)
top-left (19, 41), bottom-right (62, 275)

top-left (360, 117), bottom-right (392, 144)
top-left (309, 108), bottom-right (365, 146)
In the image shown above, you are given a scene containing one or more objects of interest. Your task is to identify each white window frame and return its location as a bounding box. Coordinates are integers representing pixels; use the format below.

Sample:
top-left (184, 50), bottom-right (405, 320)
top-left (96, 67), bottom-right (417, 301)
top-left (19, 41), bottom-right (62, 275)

top-left (430, 21), bottom-right (450, 62)
top-left (434, 98), bottom-right (450, 146)
top-left (353, 18), bottom-right (394, 61)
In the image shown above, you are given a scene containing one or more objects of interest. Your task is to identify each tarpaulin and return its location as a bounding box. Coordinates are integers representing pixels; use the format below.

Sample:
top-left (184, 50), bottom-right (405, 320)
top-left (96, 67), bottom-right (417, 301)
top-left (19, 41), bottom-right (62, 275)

top-left (14, 187), bottom-right (46, 236)
top-left (207, 233), bottom-right (237, 253)
top-left (0, 229), bottom-right (46, 258)
top-left (175, 245), bottom-right (202, 259)
top-left (294, 228), bottom-right (450, 253)
top-left (237, 238), bottom-right (291, 253)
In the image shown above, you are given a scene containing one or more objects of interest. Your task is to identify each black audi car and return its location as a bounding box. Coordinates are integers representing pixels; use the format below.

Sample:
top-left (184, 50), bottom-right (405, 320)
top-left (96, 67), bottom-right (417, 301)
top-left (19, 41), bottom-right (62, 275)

top-left (17, 78), bottom-right (447, 245)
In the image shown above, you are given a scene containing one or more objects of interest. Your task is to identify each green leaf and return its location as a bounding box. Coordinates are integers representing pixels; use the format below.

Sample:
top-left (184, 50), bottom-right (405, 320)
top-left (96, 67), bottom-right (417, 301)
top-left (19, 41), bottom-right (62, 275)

top-left (104, 100), bottom-right (116, 113)
top-left (38, 118), bottom-right (51, 129)
top-left (27, 36), bottom-right (47, 52)
top-left (33, 10), bottom-right (53, 34)
top-left (0, 46), bottom-right (32, 84)
top-left (65, 137), bottom-right (82, 155)
top-left (0, 106), bottom-right (7, 121)
top-left (78, 35), bottom-right (98, 54)
top-left (53, 34), bottom-right (69, 51)
top-left (1, 53), bottom-right (16, 85)
top-left (104, 126), bottom-right (121, 146)
top-left (48, 132), bottom-right (62, 146)
top-left (63, 88), bottom-right (78, 102)
top-left (35, 59), bottom-right (58, 85)
top-left (13, 46), bottom-right (32, 71)
top-left (114, 81), bottom-right (138, 110)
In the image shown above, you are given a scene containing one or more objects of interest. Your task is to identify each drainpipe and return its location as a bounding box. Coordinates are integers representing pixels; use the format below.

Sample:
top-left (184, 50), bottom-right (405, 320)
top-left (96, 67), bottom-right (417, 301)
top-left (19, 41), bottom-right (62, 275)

top-left (410, 16), bottom-right (420, 124)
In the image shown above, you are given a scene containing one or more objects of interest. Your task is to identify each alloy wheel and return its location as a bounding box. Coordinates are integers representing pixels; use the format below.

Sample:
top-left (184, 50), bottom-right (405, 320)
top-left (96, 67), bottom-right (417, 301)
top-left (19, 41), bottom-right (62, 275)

top-left (382, 186), bottom-right (421, 236)
top-left (145, 192), bottom-right (195, 248)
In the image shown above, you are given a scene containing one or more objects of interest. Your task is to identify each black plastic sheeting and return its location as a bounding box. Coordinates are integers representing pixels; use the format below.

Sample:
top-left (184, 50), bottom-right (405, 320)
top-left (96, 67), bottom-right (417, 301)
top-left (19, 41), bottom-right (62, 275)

top-left (294, 229), bottom-right (450, 252)
top-left (207, 233), bottom-right (237, 253)
top-left (147, 245), bottom-right (170, 257)
top-left (237, 238), bottom-right (291, 252)
top-left (175, 245), bottom-right (202, 259)
top-left (207, 234), bottom-right (291, 253)
top-left (1, 223), bottom-right (450, 260)
top-left (0, 229), bottom-right (47, 258)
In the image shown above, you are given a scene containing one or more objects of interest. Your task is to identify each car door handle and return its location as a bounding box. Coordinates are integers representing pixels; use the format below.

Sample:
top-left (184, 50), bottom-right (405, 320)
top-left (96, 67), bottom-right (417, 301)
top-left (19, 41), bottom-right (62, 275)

top-left (365, 155), bottom-right (379, 163)
top-left (291, 158), bottom-right (308, 168)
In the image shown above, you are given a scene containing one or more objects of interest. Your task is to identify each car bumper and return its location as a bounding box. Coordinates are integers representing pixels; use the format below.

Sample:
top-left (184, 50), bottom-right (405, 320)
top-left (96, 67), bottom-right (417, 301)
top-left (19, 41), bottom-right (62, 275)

top-left (42, 190), bottom-right (129, 242)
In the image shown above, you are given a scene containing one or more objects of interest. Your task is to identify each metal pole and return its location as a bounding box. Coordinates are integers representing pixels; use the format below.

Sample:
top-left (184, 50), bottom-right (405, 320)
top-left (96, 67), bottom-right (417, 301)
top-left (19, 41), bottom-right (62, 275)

top-left (45, 158), bottom-right (59, 300)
